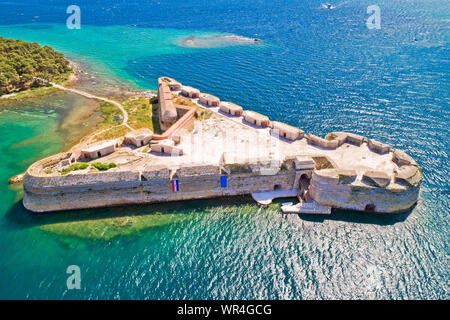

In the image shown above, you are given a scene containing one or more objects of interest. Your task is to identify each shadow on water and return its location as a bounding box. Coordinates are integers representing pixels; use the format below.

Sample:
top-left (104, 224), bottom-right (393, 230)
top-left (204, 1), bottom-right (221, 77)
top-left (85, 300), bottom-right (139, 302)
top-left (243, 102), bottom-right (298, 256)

top-left (297, 205), bottom-right (415, 226)
top-left (4, 195), bottom-right (254, 230)
top-left (5, 194), bottom-right (414, 230)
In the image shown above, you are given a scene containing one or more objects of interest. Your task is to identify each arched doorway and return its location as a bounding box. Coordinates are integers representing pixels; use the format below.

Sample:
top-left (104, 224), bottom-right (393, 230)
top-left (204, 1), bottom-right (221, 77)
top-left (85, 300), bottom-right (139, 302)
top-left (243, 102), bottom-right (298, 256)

top-left (364, 203), bottom-right (376, 212)
top-left (299, 173), bottom-right (310, 202)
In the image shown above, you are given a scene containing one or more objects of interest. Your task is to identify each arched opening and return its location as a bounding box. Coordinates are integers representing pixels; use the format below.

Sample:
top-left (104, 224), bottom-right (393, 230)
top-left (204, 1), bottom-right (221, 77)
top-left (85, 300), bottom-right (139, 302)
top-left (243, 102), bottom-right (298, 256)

top-left (161, 147), bottom-right (165, 153)
top-left (300, 173), bottom-right (309, 183)
top-left (97, 151), bottom-right (101, 158)
top-left (141, 141), bottom-right (144, 147)
top-left (274, 184), bottom-right (281, 191)
top-left (299, 173), bottom-right (310, 201)
top-left (364, 203), bottom-right (376, 212)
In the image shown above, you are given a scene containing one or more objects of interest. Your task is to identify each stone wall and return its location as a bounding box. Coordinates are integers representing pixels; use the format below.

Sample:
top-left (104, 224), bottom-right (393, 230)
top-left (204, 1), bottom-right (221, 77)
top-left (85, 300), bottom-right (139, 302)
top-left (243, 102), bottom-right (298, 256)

top-left (23, 166), bottom-right (296, 212)
top-left (309, 169), bottom-right (420, 213)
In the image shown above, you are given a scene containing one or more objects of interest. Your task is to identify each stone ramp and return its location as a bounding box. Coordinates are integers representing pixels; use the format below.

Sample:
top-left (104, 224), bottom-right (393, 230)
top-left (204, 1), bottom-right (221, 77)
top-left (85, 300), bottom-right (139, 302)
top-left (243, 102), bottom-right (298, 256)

top-left (281, 200), bottom-right (331, 215)
top-left (251, 189), bottom-right (299, 206)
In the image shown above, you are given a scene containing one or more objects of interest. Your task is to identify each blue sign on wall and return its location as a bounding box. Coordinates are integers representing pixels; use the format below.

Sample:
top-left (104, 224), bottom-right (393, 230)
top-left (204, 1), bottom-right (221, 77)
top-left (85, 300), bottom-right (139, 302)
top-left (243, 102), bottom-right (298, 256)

top-left (220, 175), bottom-right (227, 188)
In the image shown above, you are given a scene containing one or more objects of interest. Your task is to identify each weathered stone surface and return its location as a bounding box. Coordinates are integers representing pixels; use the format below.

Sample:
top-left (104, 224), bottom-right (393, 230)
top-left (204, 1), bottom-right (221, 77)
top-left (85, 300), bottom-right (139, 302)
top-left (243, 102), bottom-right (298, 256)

top-left (124, 128), bottom-right (153, 147)
top-left (177, 164), bottom-right (220, 176)
top-left (309, 172), bottom-right (420, 213)
top-left (271, 121), bottom-right (305, 141)
top-left (337, 169), bottom-right (357, 185)
top-left (23, 169), bottom-right (296, 212)
top-left (9, 173), bottom-right (24, 184)
top-left (395, 165), bottom-right (422, 186)
top-left (368, 139), bottom-right (391, 154)
top-left (362, 170), bottom-right (391, 187)
top-left (294, 156), bottom-right (315, 171)
top-left (307, 134), bottom-right (340, 149)
top-left (327, 132), bottom-right (366, 146)
top-left (393, 149), bottom-right (418, 166)
top-left (243, 110), bottom-right (270, 127)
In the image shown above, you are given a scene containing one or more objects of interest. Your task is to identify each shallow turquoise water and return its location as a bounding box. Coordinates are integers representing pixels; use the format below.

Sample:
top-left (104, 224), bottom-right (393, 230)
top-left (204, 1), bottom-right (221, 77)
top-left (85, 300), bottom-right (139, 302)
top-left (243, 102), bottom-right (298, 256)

top-left (0, 0), bottom-right (448, 299)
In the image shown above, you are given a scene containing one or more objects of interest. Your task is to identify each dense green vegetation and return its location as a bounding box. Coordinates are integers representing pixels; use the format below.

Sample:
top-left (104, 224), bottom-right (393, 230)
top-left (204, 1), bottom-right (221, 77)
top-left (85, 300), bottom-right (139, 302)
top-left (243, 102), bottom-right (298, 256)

top-left (91, 162), bottom-right (117, 171)
top-left (0, 37), bottom-right (72, 95)
top-left (61, 162), bottom-right (117, 175)
top-left (61, 163), bottom-right (89, 175)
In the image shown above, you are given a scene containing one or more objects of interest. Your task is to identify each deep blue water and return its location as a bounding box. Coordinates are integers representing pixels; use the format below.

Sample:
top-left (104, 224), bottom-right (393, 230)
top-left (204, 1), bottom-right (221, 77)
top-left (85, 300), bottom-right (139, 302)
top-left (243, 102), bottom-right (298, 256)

top-left (0, 0), bottom-right (448, 299)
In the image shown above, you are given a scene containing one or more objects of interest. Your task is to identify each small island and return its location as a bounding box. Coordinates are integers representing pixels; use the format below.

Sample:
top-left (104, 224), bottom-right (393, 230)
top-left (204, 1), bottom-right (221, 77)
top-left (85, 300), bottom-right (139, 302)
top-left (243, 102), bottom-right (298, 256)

top-left (22, 76), bottom-right (423, 215)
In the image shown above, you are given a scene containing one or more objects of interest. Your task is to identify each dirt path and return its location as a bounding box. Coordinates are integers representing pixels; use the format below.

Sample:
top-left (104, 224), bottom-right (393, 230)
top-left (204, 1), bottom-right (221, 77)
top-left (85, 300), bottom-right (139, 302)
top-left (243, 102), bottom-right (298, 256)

top-left (36, 77), bottom-right (133, 130)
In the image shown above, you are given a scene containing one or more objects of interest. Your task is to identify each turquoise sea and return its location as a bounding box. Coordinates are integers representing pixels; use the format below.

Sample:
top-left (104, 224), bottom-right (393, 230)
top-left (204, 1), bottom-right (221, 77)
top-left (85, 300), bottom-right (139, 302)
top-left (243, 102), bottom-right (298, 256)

top-left (0, 0), bottom-right (448, 299)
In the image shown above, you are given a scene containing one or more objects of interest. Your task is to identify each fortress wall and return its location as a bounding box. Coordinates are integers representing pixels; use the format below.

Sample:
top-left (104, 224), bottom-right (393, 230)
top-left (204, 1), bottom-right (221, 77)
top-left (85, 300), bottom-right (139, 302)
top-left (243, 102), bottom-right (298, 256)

top-left (307, 134), bottom-right (340, 149)
top-left (142, 167), bottom-right (171, 179)
top-left (23, 171), bottom-right (140, 192)
top-left (177, 164), bottom-right (220, 176)
top-left (307, 132), bottom-right (369, 149)
top-left (311, 169), bottom-right (340, 185)
top-left (395, 165), bottom-right (422, 186)
top-left (23, 169), bottom-right (296, 212)
top-left (368, 139), bottom-right (391, 154)
top-left (393, 149), bottom-right (418, 166)
top-left (27, 153), bottom-right (72, 176)
top-left (309, 175), bottom-right (420, 213)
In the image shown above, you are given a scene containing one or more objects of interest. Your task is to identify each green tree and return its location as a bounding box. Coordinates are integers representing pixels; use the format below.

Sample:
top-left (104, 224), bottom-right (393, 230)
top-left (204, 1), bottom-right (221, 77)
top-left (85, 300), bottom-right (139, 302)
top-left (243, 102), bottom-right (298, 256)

top-left (0, 36), bottom-right (72, 95)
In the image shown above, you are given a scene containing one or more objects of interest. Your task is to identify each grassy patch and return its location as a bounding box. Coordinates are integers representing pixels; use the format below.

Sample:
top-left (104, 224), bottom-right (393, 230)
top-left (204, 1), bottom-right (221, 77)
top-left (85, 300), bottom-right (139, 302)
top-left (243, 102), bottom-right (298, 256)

top-left (312, 156), bottom-right (334, 170)
top-left (91, 125), bottom-right (130, 143)
top-left (91, 162), bottom-right (117, 171)
top-left (96, 101), bottom-right (122, 129)
top-left (195, 107), bottom-right (214, 120)
top-left (0, 85), bottom-right (59, 107)
top-left (174, 96), bottom-right (197, 108)
top-left (61, 163), bottom-right (89, 175)
top-left (121, 96), bottom-right (162, 133)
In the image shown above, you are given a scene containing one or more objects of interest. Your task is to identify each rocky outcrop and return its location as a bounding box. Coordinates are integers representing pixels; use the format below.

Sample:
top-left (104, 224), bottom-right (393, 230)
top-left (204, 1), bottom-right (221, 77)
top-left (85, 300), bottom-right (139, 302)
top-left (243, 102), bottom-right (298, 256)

top-left (9, 173), bottom-right (24, 184)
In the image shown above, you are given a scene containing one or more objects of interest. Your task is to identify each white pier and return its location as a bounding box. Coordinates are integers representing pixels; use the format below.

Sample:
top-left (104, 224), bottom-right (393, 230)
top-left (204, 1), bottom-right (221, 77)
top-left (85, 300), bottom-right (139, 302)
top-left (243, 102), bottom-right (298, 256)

top-left (281, 200), bottom-right (332, 215)
top-left (251, 189), bottom-right (299, 206)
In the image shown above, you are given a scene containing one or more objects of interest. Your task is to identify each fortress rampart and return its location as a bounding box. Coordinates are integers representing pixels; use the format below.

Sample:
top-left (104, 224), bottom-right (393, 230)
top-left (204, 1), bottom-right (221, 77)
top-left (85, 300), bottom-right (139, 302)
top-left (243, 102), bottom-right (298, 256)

top-left (23, 161), bottom-right (296, 212)
top-left (308, 168), bottom-right (421, 213)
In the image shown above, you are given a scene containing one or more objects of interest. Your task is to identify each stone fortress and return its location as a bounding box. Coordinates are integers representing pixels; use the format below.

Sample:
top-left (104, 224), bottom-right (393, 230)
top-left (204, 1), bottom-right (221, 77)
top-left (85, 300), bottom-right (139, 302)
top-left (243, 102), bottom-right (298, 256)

top-left (22, 77), bottom-right (422, 214)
